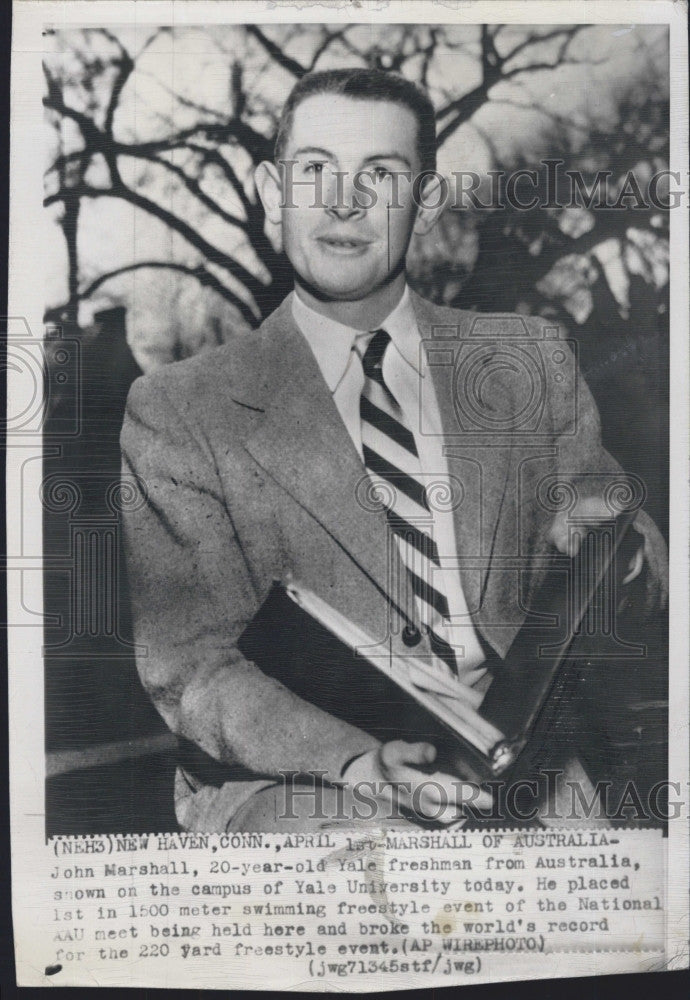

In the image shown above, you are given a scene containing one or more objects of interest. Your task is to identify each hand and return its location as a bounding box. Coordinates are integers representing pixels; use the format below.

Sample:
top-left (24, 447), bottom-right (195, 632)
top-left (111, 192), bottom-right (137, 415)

top-left (547, 499), bottom-right (668, 612)
top-left (546, 496), bottom-right (613, 557)
top-left (344, 740), bottom-right (492, 825)
top-left (628, 509), bottom-right (669, 612)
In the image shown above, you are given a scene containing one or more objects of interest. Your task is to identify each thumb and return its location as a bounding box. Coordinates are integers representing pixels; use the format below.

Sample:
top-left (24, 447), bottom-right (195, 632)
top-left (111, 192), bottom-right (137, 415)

top-left (407, 742), bottom-right (437, 767)
top-left (548, 511), bottom-right (579, 555)
top-left (381, 740), bottom-right (436, 768)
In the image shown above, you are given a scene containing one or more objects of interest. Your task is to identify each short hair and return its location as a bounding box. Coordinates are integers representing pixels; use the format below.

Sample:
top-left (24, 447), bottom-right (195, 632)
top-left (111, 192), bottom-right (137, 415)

top-left (274, 67), bottom-right (437, 174)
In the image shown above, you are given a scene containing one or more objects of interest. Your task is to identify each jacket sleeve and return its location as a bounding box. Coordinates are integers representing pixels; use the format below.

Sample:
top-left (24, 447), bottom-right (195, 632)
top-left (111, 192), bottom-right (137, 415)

top-left (535, 316), bottom-right (622, 482)
top-left (120, 373), bottom-right (380, 782)
top-left (534, 316), bottom-right (667, 604)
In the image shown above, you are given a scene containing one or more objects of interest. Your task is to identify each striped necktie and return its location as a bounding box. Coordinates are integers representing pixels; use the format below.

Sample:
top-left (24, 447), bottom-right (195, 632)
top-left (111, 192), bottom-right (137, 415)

top-left (358, 328), bottom-right (458, 678)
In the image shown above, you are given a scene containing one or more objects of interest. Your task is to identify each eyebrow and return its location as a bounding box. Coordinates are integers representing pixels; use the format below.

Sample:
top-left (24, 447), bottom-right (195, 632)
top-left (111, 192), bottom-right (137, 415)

top-left (291, 146), bottom-right (334, 160)
top-left (290, 147), bottom-right (413, 170)
top-left (361, 153), bottom-right (413, 169)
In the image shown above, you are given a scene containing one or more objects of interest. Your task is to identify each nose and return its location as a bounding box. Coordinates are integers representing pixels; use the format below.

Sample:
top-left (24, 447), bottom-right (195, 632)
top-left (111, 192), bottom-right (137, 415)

top-left (325, 171), bottom-right (365, 220)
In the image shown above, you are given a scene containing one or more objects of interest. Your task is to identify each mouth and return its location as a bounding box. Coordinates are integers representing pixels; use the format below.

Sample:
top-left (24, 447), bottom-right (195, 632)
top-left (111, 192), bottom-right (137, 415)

top-left (317, 236), bottom-right (373, 254)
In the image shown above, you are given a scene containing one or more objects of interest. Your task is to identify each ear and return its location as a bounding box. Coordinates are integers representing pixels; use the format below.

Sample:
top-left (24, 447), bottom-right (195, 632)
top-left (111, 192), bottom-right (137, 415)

top-left (412, 172), bottom-right (447, 235)
top-left (254, 161), bottom-right (283, 226)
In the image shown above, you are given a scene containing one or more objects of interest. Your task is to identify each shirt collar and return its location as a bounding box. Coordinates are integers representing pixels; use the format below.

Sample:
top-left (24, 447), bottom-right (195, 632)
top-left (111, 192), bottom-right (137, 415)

top-left (382, 285), bottom-right (424, 378)
top-left (291, 284), bottom-right (422, 394)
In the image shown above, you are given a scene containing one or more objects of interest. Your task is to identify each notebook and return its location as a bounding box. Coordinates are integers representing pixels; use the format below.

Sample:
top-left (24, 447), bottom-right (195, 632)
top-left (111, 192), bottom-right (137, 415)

top-left (238, 513), bottom-right (640, 782)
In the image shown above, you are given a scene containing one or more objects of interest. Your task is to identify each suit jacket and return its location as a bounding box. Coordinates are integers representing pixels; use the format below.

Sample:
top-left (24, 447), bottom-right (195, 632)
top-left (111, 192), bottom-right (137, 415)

top-left (120, 290), bottom-right (651, 828)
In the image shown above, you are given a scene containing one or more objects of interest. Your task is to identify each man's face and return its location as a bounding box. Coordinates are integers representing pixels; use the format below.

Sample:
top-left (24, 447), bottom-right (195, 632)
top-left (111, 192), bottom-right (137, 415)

top-left (275, 94), bottom-right (423, 302)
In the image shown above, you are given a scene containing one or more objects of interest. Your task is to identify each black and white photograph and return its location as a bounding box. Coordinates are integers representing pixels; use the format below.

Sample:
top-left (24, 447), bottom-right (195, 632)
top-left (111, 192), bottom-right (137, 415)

top-left (7, 0), bottom-right (689, 990)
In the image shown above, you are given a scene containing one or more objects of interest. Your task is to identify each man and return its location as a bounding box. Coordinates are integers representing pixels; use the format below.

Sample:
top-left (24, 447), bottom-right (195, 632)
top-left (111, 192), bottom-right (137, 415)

top-left (121, 69), bottom-right (667, 832)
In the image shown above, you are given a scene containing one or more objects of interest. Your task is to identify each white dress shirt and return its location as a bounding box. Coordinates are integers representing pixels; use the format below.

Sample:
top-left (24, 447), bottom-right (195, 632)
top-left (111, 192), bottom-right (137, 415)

top-left (291, 286), bottom-right (487, 680)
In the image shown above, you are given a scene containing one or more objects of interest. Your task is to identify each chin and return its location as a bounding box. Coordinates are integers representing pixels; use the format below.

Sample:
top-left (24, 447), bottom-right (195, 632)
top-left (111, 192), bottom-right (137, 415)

top-left (303, 273), bottom-right (380, 302)
top-left (322, 283), bottom-right (377, 301)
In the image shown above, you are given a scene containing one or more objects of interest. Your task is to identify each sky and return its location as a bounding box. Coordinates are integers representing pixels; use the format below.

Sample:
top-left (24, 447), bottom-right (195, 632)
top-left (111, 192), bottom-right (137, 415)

top-left (43, 22), bottom-right (669, 369)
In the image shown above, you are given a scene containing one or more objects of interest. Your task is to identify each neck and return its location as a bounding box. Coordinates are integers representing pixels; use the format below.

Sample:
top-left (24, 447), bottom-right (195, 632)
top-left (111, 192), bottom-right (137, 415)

top-left (294, 272), bottom-right (407, 330)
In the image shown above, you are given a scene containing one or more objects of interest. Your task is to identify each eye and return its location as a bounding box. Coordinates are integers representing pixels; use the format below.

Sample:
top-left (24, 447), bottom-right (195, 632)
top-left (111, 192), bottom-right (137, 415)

top-left (370, 166), bottom-right (392, 182)
top-left (304, 161), bottom-right (326, 175)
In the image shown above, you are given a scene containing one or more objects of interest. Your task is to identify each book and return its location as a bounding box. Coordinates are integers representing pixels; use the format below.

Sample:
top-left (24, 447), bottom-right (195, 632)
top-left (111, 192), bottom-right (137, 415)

top-left (238, 512), bottom-right (643, 782)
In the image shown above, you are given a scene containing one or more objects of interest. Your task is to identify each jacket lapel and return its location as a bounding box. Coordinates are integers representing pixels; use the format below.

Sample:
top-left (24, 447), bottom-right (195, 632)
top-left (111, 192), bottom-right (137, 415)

top-left (244, 291), bottom-right (526, 658)
top-left (409, 291), bottom-right (524, 656)
top-left (244, 299), bottom-right (394, 605)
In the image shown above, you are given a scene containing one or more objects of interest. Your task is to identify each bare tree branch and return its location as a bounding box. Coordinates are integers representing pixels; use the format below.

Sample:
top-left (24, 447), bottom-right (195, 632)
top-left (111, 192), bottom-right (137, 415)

top-left (88, 28), bottom-right (135, 135)
top-left (116, 141), bottom-right (280, 273)
top-left (489, 96), bottom-right (591, 136)
top-left (182, 142), bottom-right (254, 215)
top-left (45, 63), bottom-right (274, 166)
top-left (43, 22), bottom-right (668, 349)
top-left (435, 24), bottom-right (604, 147)
top-left (44, 182), bottom-right (267, 301)
top-left (138, 69), bottom-right (227, 121)
top-left (108, 122), bottom-right (273, 163)
top-left (419, 27), bottom-right (439, 89)
top-left (106, 183), bottom-right (267, 298)
top-left (501, 54), bottom-right (607, 81)
top-left (46, 260), bottom-right (258, 326)
top-left (435, 84), bottom-right (491, 146)
top-left (43, 65), bottom-right (103, 148)
top-left (46, 148), bottom-right (89, 181)
top-left (45, 139), bottom-right (255, 221)
top-left (135, 26), bottom-right (172, 61)
top-left (119, 120), bottom-right (266, 160)
top-left (127, 149), bottom-right (248, 229)
top-left (246, 25), bottom-right (307, 78)
top-left (307, 27), bottom-right (351, 71)
top-left (498, 26), bottom-right (586, 65)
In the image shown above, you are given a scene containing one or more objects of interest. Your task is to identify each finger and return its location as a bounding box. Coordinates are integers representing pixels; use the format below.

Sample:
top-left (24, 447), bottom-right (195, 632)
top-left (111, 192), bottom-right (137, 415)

top-left (549, 497), bottom-right (623, 556)
top-left (416, 771), bottom-right (493, 816)
top-left (660, 573), bottom-right (669, 611)
top-left (462, 667), bottom-right (488, 687)
top-left (380, 740), bottom-right (436, 770)
top-left (574, 496), bottom-right (612, 522)
top-left (414, 775), bottom-right (464, 818)
top-left (457, 782), bottom-right (494, 813)
top-left (654, 552), bottom-right (670, 611)
top-left (376, 765), bottom-right (459, 818)
top-left (622, 544), bottom-right (644, 585)
top-left (645, 573), bottom-right (657, 614)
top-left (642, 541), bottom-right (669, 612)
top-left (413, 775), bottom-right (461, 821)
top-left (547, 512), bottom-right (572, 554)
top-left (645, 560), bottom-right (669, 613)
top-left (415, 786), bottom-right (492, 823)
top-left (382, 761), bottom-right (443, 793)
top-left (431, 802), bottom-right (466, 825)
top-left (548, 513), bottom-right (587, 556)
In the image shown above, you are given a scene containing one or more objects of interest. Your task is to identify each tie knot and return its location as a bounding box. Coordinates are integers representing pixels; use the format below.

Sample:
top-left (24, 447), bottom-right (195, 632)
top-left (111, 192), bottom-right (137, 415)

top-left (361, 328), bottom-right (391, 383)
